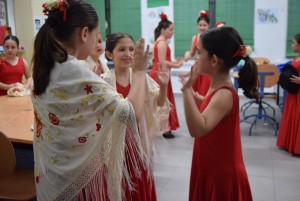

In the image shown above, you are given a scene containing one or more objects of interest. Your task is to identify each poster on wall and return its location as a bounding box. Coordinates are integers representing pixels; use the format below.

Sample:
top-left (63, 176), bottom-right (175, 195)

top-left (147, 0), bottom-right (169, 8)
top-left (256, 8), bottom-right (279, 25)
top-left (0, 0), bottom-right (7, 26)
top-left (141, 0), bottom-right (174, 60)
top-left (33, 16), bottom-right (46, 34)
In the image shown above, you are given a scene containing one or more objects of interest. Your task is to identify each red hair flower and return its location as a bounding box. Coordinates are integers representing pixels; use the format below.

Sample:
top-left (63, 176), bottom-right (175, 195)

top-left (199, 10), bottom-right (209, 17)
top-left (232, 45), bottom-right (253, 58)
top-left (160, 13), bottom-right (168, 21)
top-left (42, 0), bottom-right (69, 21)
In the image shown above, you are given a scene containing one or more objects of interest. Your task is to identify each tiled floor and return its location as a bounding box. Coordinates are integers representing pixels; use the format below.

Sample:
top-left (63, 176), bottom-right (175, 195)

top-left (153, 94), bottom-right (300, 201)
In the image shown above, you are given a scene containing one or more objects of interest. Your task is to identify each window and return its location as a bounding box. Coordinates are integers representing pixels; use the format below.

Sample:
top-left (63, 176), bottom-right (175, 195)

top-left (174, 0), bottom-right (207, 57)
top-left (216, 0), bottom-right (254, 47)
top-left (286, 1), bottom-right (300, 58)
top-left (110, 0), bottom-right (141, 41)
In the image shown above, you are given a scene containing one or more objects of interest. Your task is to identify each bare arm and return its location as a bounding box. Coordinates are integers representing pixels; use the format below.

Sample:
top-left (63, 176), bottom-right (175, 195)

top-left (23, 59), bottom-right (33, 89)
top-left (157, 42), bottom-right (183, 69)
top-left (290, 75), bottom-right (300, 84)
top-left (182, 87), bottom-right (233, 137)
top-left (184, 35), bottom-right (197, 61)
top-left (127, 38), bottom-right (149, 121)
top-left (155, 63), bottom-right (169, 106)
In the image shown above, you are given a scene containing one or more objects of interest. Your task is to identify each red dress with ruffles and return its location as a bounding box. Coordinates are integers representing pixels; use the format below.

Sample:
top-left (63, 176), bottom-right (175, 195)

top-left (116, 82), bottom-right (157, 201)
top-left (189, 86), bottom-right (252, 201)
top-left (277, 58), bottom-right (300, 155)
top-left (0, 57), bottom-right (25, 95)
top-left (192, 34), bottom-right (210, 96)
top-left (149, 40), bottom-right (180, 131)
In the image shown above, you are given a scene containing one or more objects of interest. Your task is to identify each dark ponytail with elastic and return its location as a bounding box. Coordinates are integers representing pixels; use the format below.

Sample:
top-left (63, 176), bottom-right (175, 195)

top-left (154, 13), bottom-right (173, 41)
top-left (32, 0), bottom-right (98, 95)
top-left (201, 26), bottom-right (258, 99)
top-left (238, 57), bottom-right (259, 99)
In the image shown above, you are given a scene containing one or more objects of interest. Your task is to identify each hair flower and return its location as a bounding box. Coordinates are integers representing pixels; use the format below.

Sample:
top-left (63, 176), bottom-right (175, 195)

top-left (160, 12), bottom-right (168, 21)
top-left (199, 10), bottom-right (209, 17)
top-left (232, 45), bottom-right (252, 58)
top-left (42, 0), bottom-right (69, 21)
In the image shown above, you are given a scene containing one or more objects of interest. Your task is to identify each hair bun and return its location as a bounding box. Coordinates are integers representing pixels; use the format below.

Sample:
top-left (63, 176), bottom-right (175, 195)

top-left (199, 10), bottom-right (209, 17)
top-left (160, 13), bottom-right (168, 21)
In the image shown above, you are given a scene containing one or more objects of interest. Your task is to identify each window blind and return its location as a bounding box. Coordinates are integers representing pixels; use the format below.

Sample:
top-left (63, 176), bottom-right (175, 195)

top-left (286, 1), bottom-right (300, 58)
top-left (174, 0), bottom-right (208, 57)
top-left (110, 0), bottom-right (141, 41)
top-left (216, 0), bottom-right (254, 48)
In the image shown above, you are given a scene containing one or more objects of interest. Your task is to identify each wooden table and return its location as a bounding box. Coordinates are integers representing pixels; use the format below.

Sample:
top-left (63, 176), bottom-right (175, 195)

top-left (0, 95), bottom-right (34, 144)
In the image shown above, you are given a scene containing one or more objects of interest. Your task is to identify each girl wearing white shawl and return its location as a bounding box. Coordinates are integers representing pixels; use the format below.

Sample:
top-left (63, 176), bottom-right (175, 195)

top-left (31, 1), bottom-right (149, 200)
top-left (102, 32), bottom-right (170, 201)
top-left (81, 33), bottom-right (111, 76)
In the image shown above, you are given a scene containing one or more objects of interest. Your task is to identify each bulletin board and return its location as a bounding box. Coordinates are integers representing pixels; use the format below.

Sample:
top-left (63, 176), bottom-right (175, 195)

top-left (0, 0), bottom-right (7, 26)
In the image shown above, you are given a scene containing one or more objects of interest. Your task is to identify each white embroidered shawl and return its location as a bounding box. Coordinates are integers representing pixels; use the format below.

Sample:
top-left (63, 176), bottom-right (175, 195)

top-left (31, 56), bottom-right (145, 201)
top-left (102, 69), bottom-right (170, 170)
top-left (80, 55), bottom-right (110, 75)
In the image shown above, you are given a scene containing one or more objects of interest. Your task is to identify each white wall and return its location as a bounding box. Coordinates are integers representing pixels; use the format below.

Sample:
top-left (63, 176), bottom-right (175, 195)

top-left (7, 0), bottom-right (16, 35)
top-left (252, 0), bottom-right (288, 64)
top-left (141, 0), bottom-right (175, 60)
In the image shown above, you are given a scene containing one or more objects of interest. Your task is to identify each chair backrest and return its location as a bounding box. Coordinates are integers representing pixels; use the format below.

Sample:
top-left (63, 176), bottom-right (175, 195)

top-left (0, 131), bottom-right (16, 177)
top-left (253, 57), bottom-right (271, 65)
top-left (257, 64), bottom-right (280, 88)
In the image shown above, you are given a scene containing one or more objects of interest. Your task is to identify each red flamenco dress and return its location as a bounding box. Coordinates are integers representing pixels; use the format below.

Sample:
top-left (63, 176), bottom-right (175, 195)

top-left (0, 57), bottom-right (25, 96)
top-left (189, 87), bottom-right (252, 201)
top-left (149, 40), bottom-right (180, 131)
top-left (192, 34), bottom-right (210, 96)
top-left (277, 58), bottom-right (300, 155)
top-left (116, 82), bottom-right (157, 201)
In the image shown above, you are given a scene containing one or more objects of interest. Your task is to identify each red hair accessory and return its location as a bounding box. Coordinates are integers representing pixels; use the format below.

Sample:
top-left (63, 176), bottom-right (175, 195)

top-left (160, 13), bottom-right (168, 21)
top-left (199, 10), bottom-right (209, 17)
top-left (42, 0), bottom-right (69, 22)
top-left (215, 21), bottom-right (225, 28)
top-left (232, 45), bottom-right (253, 58)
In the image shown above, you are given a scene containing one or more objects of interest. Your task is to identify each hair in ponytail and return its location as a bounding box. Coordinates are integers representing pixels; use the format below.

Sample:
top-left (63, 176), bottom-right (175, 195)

top-left (201, 26), bottom-right (258, 99)
top-left (154, 13), bottom-right (173, 41)
top-left (32, 0), bottom-right (98, 95)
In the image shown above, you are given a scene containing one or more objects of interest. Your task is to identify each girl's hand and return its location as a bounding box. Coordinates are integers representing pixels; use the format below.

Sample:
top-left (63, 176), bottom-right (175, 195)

top-left (132, 38), bottom-right (149, 72)
top-left (156, 62), bottom-right (169, 87)
top-left (180, 66), bottom-right (198, 91)
top-left (184, 52), bottom-right (190, 62)
top-left (290, 75), bottom-right (300, 84)
top-left (194, 92), bottom-right (204, 103)
top-left (175, 57), bottom-right (184, 67)
top-left (92, 65), bottom-right (103, 76)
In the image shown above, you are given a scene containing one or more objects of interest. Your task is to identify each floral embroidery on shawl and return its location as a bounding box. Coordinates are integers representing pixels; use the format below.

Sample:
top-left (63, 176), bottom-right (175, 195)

top-left (31, 56), bottom-right (146, 201)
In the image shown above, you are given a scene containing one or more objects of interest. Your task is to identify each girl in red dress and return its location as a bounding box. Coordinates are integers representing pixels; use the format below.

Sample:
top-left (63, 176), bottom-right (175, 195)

top-left (150, 13), bottom-right (183, 138)
top-left (0, 35), bottom-right (32, 95)
top-left (180, 27), bottom-right (257, 201)
top-left (103, 32), bottom-right (170, 201)
top-left (183, 10), bottom-right (211, 98)
top-left (277, 33), bottom-right (300, 155)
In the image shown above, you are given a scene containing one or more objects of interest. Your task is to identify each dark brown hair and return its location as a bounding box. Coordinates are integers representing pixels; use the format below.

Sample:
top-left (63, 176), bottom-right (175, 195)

top-left (105, 32), bottom-right (134, 61)
top-left (154, 18), bottom-right (173, 41)
top-left (32, 0), bottom-right (99, 95)
top-left (201, 26), bottom-right (258, 99)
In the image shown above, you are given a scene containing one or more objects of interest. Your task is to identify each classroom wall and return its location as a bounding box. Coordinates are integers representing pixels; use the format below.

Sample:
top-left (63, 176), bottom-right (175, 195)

top-left (8, 0), bottom-right (290, 67)
top-left (252, 0), bottom-right (288, 64)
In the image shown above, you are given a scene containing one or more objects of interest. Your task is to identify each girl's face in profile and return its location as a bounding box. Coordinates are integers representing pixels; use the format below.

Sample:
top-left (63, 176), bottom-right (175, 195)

top-left (91, 33), bottom-right (105, 58)
top-left (4, 39), bottom-right (18, 59)
top-left (194, 40), bottom-right (212, 75)
top-left (198, 20), bottom-right (209, 33)
top-left (292, 39), bottom-right (300, 53)
top-left (162, 24), bottom-right (174, 39)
